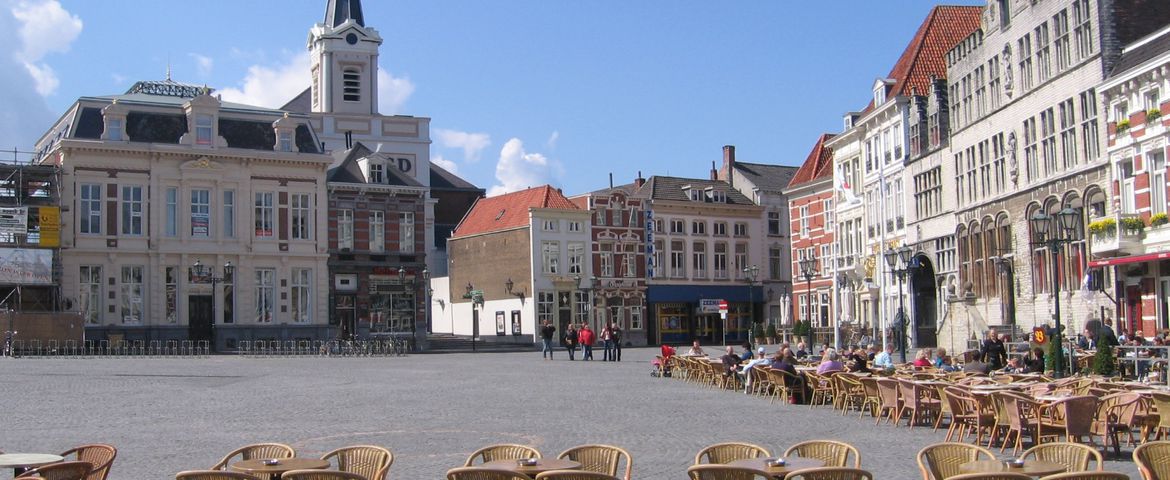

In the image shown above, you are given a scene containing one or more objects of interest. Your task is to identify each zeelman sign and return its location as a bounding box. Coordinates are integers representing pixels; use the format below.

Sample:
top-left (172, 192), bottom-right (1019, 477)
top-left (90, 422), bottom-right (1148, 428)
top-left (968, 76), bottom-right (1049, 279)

top-left (699, 299), bottom-right (723, 314)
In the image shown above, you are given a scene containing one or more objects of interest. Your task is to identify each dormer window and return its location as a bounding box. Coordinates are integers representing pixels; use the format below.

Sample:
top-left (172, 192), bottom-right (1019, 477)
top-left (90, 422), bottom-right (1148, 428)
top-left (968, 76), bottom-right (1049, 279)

top-left (683, 186), bottom-right (701, 201)
top-left (195, 114), bottom-right (213, 145)
top-left (107, 119), bottom-right (123, 141)
top-left (278, 131), bottom-right (293, 152)
top-left (343, 67), bottom-right (362, 102)
top-left (705, 188), bottom-right (725, 203)
top-left (874, 88), bottom-right (886, 106)
top-left (369, 163), bottom-right (384, 183)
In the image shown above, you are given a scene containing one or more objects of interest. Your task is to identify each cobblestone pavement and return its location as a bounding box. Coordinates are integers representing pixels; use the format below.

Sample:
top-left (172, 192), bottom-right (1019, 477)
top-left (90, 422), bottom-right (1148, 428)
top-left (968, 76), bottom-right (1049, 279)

top-left (0, 348), bottom-right (1141, 479)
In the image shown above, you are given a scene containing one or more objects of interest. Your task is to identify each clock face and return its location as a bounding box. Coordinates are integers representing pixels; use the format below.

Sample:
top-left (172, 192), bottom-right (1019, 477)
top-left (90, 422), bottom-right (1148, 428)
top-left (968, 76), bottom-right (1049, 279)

top-left (346, 33), bottom-right (358, 45)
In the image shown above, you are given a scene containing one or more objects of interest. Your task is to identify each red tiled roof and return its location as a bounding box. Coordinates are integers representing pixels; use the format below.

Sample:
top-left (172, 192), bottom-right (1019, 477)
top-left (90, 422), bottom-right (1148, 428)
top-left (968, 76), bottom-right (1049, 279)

top-left (786, 134), bottom-right (836, 189)
top-left (866, 5), bottom-right (982, 111)
top-left (451, 185), bottom-right (580, 238)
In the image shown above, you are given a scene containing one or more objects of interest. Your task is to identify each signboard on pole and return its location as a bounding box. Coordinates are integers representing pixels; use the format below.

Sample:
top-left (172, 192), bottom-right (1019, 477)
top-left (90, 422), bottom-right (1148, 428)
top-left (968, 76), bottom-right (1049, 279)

top-left (0, 207), bottom-right (27, 235)
top-left (700, 299), bottom-right (722, 314)
top-left (718, 300), bottom-right (729, 315)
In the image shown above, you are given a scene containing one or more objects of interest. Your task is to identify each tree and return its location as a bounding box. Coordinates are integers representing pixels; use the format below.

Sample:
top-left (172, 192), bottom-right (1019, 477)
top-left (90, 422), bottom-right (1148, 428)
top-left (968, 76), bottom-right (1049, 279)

top-left (1092, 331), bottom-right (1117, 376)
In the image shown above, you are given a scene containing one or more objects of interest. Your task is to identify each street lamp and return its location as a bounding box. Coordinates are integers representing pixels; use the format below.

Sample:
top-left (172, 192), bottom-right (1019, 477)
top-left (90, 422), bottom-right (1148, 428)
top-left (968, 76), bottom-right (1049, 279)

top-left (798, 253), bottom-right (818, 348)
top-left (744, 264), bottom-right (760, 346)
top-left (422, 268), bottom-right (432, 335)
top-left (191, 259), bottom-right (233, 352)
top-left (884, 246), bottom-right (914, 364)
top-left (1029, 207), bottom-right (1082, 379)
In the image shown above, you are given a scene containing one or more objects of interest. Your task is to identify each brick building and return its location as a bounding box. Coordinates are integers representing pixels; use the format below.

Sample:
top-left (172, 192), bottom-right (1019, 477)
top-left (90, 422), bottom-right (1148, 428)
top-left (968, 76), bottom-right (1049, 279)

top-left (784, 135), bottom-right (836, 346)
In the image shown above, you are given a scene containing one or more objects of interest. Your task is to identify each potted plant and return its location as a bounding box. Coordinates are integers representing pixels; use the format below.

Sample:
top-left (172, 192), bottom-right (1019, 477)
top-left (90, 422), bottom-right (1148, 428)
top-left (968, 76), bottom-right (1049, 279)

top-left (1088, 217), bottom-right (1117, 236)
top-left (1117, 118), bottom-right (1131, 132)
top-left (765, 324), bottom-right (778, 344)
top-left (751, 322), bottom-right (765, 346)
top-left (1148, 107), bottom-right (1162, 122)
top-left (792, 319), bottom-right (812, 347)
top-left (1121, 216), bottom-right (1146, 232)
top-left (1151, 212), bottom-right (1169, 228)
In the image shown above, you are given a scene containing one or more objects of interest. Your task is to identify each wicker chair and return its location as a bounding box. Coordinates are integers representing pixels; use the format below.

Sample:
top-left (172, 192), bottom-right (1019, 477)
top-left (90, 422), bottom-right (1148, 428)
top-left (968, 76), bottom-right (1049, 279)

top-left (997, 391), bottom-right (1042, 455)
top-left (783, 440), bottom-right (861, 468)
top-left (211, 443), bottom-right (296, 470)
top-left (805, 372), bottom-right (836, 408)
top-left (898, 378), bottom-right (942, 427)
top-left (1034, 473), bottom-right (1129, 480)
top-left (858, 377), bottom-right (881, 418)
top-left (875, 378), bottom-right (904, 425)
top-left (59, 444), bottom-right (117, 480)
top-left (321, 445), bottom-right (393, 480)
top-left (446, 467), bottom-right (532, 480)
top-left (916, 442), bottom-right (996, 480)
top-left (774, 369), bottom-right (807, 405)
top-left (1089, 392), bottom-right (1141, 458)
top-left (944, 474), bottom-right (1032, 480)
top-left (464, 444), bottom-right (542, 466)
top-left (175, 471), bottom-right (262, 480)
top-left (685, 464), bottom-right (770, 480)
top-left (557, 444), bottom-right (631, 480)
top-left (280, 471), bottom-right (367, 480)
top-left (783, 467), bottom-right (874, 480)
top-left (1148, 392), bottom-right (1170, 440)
top-left (694, 442), bottom-right (771, 465)
top-left (1021, 442), bottom-right (1102, 473)
top-left (834, 374), bottom-right (867, 415)
top-left (535, 470), bottom-right (621, 480)
top-left (16, 461), bottom-right (93, 480)
top-left (1037, 395), bottom-right (1099, 446)
top-left (1134, 440), bottom-right (1170, 480)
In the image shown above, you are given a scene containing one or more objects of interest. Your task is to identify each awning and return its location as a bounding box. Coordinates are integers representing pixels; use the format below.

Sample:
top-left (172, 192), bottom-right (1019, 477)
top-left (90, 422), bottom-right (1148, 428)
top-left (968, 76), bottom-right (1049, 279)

top-left (1088, 251), bottom-right (1170, 267)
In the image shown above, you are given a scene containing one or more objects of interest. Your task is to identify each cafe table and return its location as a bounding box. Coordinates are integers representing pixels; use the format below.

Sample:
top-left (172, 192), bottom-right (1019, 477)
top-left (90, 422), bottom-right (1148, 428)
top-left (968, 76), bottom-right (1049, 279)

top-left (0, 453), bottom-right (65, 476)
top-left (231, 457), bottom-right (330, 480)
top-left (482, 458), bottom-right (581, 476)
top-left (958, 459), bottom-right (1065, 477)
top-left (727, 457), bottom-right (824, 478)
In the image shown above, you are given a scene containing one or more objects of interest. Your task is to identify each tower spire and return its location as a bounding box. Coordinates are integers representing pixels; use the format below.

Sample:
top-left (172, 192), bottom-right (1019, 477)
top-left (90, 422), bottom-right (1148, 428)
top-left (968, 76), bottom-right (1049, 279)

top-left (324, 0), bottom-right (364, 27)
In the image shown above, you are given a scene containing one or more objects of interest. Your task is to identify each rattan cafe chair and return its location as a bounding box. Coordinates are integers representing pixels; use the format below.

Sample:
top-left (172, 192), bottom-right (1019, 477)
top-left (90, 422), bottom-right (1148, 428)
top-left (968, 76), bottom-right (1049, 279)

top-left (16, 461), bottom-right (93, 480)
top-left (320, 445), bottom-right (393, 480)
top-left (1021, 442), bottom-right (1102, 473)
top-left (175, 471), bottom-right (262, 480)
top-left (446, 467), bottom-right (533, 480)
top-left (464, 444), bottom-right (542, 466)
top-left (59, 444), bottom-right (117, 480)
top-left (685, 464), bottom-right (770, 480)
top-left (783, 440), bottom-right (861, 468)
top-left (945, 474), bottom-right (1032, 480)
top-left (1134, 440), bottom-right (1170, 480)
top-left (280, 470), bottom-right (368, 480)
top-left (916, 442), bottom-right (996, 480)
top-left (211, 443), bottom-right (296, 470)
top-left (557, 444), bottom-right (631, 480)
top-left (1034, 472), bottom-right (1130, 480)
top-left (535, 470), bottom-right (621, 480)
top-left (784, 467), bottom-right (874, 480)
top-left (694, 442), bottom-right (771, 465)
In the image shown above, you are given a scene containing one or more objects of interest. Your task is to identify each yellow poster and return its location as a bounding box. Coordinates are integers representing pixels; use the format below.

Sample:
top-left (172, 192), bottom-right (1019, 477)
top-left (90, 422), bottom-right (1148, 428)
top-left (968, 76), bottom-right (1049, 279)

top-left (38, 206), bottom-right (59, 247)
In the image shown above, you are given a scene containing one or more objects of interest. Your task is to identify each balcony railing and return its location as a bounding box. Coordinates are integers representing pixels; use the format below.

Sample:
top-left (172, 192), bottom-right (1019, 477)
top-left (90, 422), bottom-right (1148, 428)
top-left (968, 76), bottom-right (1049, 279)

top-left (1089, 213), bottom-right (1143, 255)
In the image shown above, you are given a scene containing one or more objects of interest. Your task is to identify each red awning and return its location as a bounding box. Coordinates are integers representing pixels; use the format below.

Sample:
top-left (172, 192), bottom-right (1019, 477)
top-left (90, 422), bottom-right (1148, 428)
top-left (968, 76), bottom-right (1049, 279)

top-left (1089, 251), bottom-right (1170, 267)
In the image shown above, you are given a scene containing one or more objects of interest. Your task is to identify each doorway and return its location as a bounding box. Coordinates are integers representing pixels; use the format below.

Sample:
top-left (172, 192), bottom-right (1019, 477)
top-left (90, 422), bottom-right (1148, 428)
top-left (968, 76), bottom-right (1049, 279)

top-left (911, 255), bottom-right (938, 348)
top-left (188, 295), bottom-right (214, 348)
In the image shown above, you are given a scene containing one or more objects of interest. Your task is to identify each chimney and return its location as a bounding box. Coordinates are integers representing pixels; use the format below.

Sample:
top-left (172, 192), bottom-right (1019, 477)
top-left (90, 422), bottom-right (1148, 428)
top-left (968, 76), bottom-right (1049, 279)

top-left (609, 173), bottom-right (613, 189)
top-left (722, 145), bottom-right (735, 187)
top-left (634, 171), bottom-right (645, 188)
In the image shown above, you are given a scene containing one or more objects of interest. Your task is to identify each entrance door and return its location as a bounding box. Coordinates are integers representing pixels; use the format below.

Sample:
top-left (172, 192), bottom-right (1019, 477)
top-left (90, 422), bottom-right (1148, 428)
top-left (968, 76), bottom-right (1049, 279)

top-left (911, 256), bottom-right (938, 348)
top-left (188, 295), bottom-right (214, 347)
top-left (337, 295), bottom-right (356, 339)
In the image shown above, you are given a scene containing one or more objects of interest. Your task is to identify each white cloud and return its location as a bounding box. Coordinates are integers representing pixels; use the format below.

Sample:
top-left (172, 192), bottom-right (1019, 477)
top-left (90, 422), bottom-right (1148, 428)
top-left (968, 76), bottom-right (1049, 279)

top-left (0, 2), bottom-right (56, 148)
top-left (189, 53), bottom-right (213, 77)
top-left (377, 69), bottom-right (414, 115)
top-left (546, 130), bottom-right (559, 149)
top-left (435, 129), bottom-right (491, 162)
top-left (488, 138), bottom-right (562, 196)
top-left (10, 0), bottom-right (82, 97)
top-left (217, 52), bottom-right (311, 108)
top-left (431, 154), bottom-right (458, 174)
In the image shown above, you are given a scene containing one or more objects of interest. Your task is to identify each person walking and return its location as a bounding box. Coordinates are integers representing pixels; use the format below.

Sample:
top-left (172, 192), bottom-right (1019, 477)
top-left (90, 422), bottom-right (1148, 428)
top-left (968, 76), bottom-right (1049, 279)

top-left (578, 323), bottom-right (595, 360)
top-left (980, 327), bottom-right (1008, 371)
top-left (600, 323), bottom-right (614, 361)
top-left (540, 320), bottom-right (556, 360)
top-left (610, 323), bottom-right (623, 361)
top-left (564, 323), bottom-right (578, 360)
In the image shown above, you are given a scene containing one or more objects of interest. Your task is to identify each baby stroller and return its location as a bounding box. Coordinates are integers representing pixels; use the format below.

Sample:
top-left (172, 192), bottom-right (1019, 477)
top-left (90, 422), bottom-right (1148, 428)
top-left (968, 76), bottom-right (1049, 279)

top-left (651, 344), bottom-right (676, 377)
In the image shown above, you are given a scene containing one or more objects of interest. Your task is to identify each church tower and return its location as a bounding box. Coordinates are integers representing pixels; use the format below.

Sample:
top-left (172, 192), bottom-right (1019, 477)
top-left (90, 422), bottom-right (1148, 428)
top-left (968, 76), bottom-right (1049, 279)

top-left (308, 0), bottom-right (382, 115)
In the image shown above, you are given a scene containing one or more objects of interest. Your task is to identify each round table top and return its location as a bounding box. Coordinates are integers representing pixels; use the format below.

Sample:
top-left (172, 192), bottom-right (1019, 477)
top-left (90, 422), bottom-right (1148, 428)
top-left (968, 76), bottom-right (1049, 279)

top-left (959, 460), bottom-right (1065, 477)
top-left (727, 457), bottom-right (824, 477)
top-left (0, 453), bottom-right (64, 469)
top-left (231, 458), bottom-right (330, 474)
top-left (482, 458), bottom-right (581, 475)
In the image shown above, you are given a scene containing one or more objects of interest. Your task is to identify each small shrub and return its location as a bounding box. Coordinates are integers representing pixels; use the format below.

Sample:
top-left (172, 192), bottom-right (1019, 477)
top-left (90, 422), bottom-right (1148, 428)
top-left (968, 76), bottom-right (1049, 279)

top-left (1151, 212), bottom-right (1168, 227)
top-left (1088, 218), bottom-right (1117, 235)
top-left (1121, 216), bottom-right (1146, 231)
top-left (1117, 118), bottom-right (1131, 131)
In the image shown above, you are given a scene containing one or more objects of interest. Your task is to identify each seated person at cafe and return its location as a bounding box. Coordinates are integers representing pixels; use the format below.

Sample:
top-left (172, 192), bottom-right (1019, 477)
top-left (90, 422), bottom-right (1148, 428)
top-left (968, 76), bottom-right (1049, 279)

top-left (795, 342), bottom-right (810, 360)
top-left (684, 340), bottom-right (706, 356)
top-left (963, 353), bottom-right (992, 374)
top-left (739, 342), bottom-right (755, 362)
top-left (913, 349), bottom-right (933, 368)
top-left (872, 344), bottom-right (896, 372)
top-left (772, 351), bottom-right (800, 387)
top-left (816, 349), bottom-right (845, 374)
top-left (1000, 357), bottom-right (1025, 374)
top-left (720, 346), bottom-right (742, 377)
top-left (1023, 347), bottom-right (1045, 374)
top-left (741, 347), bottom-right (774, 392)
top-left (846, 347), bottom-right (870, 373)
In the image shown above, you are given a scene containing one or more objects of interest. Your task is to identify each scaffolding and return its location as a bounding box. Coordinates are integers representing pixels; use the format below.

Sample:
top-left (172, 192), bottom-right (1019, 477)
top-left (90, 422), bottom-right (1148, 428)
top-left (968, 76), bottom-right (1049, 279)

top-left (0, 147), bottom-right (63, 313)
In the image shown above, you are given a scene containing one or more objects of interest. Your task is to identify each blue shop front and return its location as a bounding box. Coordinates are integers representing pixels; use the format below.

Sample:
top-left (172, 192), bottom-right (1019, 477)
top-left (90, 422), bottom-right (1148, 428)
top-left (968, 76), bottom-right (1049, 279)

top-left (647, 284), bottom-right (761, 346)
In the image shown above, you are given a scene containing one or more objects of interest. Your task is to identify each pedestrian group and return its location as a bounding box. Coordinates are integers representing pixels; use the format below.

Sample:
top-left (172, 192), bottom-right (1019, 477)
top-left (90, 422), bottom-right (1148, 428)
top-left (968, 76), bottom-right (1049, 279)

top-left (539, 320), bottom-right (623, 361)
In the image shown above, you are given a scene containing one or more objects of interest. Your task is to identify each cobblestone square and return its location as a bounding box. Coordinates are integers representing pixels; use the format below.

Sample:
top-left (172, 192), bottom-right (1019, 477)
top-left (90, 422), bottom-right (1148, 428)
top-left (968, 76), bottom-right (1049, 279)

top-left (0, 348), bottom-right (1141, 479)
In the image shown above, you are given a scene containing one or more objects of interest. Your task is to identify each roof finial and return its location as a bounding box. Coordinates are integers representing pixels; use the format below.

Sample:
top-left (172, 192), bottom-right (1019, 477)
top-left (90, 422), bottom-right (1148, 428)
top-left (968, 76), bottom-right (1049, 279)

top-left (166, 55), bottom-right (172, 81)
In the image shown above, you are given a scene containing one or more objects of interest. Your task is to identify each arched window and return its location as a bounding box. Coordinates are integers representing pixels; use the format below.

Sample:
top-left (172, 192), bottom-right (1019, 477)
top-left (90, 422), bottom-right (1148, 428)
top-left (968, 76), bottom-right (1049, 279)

top-left (957, 225), bottom-right (969, 294)
top-left (1063, 193), bottom-right (1086, 292)
top-left (971, 221), bottom-right (984, 297)
top-left (983, 216), bottom-right (998, 297)
top-left (342, 67), bottom-right (361, 102)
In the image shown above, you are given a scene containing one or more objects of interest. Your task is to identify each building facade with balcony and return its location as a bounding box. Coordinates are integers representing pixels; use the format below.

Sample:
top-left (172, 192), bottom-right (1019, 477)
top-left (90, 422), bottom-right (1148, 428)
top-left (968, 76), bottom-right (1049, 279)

top-left (569, 177), bottom-right (648, 346)
top-left (1093, 24), bottom-right (1170, 336)
top-left (715, 145), bottom-right (800, 335)
top-left (638, 175), bottom-right (764, 346)
top-left (784, 135), bottom-right (837, 347)
top-left (35, 80), bottom-right (332, 350)
top-left (947, 0), bottom-right (1170, 346)
top-left (443, 186), bottom-right (591, 345)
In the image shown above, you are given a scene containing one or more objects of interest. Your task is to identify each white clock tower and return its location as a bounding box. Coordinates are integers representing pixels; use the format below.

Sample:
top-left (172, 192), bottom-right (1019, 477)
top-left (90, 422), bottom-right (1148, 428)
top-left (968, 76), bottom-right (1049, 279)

top-left (309, 0), bottom-right (382, 115)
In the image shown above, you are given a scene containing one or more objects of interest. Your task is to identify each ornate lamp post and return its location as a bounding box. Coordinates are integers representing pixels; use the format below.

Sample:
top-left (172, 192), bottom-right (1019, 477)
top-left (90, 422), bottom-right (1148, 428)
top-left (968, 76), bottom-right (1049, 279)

top-left (744, 264), bottom-right (760, 345)
top-left (1029, 207), bottom-right (1082, 379)
top-left (798, 253), bottom-right (818, 347)
top-left (884, 246), bottom-right (914, 364)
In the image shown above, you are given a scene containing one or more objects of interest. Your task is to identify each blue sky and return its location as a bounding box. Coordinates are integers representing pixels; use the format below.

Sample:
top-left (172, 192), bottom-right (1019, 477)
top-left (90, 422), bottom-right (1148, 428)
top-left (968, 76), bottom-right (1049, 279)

top-left (1, 0), bottom-right (981, 196)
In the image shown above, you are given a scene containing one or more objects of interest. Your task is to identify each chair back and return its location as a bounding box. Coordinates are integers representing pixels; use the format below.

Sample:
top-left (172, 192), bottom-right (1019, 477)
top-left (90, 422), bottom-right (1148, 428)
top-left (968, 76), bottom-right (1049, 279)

top-left (685, 464), bottom-right (770, 480)
top-left (321, 445), bottom-right (393, 480)
top-left (916, 443), bottom-right (995, 480)
top-left (875, 378), bottom-right (901, 409)
top-left (175, 471), bottom-right (262, 480)
top-left (783, 440), bottom-right (861, 469)
top-left (944, 474), bottom-right (1032, 479)
top-left (16, 461), bottom-right (93, 480)
top-left (1020, 442), bottom-right (1102, 472)
top-left (212, 443), bottom-right (296, 470)
top-left (557, 444), bottom-right (631, 480)
top-left (997, 391), bottom-right (1039, 432)
top-left (60, 444), bottom-right (117, 480)
top-left (1032, 473), bottom-right (1129, 480)
top-left (694, 442), bottom-right (771, 465)
top-left (535, 470), bottom-right (621, 480)
top-left (1134, 441), bottom-right (1170, 480)
top-left (280, 470), bottom-right (367, 480)
top-left (1149, 392), bottom-right (1170, 432)
top-left (783, 467), bottom-right (873, 480)
top-left (446, 467), bottom-right (534, 480)
top-left (1047, 395), bottom-right (1099, 438)
top-left (464, 444), bottom-right (542, 466)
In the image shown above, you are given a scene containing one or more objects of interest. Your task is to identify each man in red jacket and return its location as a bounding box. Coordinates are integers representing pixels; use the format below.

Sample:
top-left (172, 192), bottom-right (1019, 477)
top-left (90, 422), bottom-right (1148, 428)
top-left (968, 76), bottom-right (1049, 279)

top-left (578, 323), bottom-right (596, 360)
